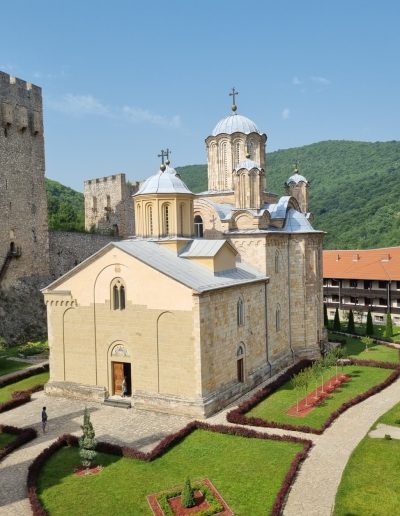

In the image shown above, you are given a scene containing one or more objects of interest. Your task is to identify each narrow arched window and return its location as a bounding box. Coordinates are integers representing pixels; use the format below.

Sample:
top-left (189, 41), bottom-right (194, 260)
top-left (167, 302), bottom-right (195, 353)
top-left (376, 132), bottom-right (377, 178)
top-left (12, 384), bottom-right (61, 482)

top-left (235, 141), bottom-right (240, 165)
top-left (276, 305), bottom-right (281, 332)
top-left (275, 250), bottom-right (280, 274)
top-left (163, 204), bottom-right (170, 236)
top-left (119, 286), bottom-right (125, 310)
top-left (92, 196), bottom-right (97, 212)
top-left (146, 205), bottom-right (153, 236)
top-left (237, 344), bottom-right (245, 383)
top-left (194, 215), bottom-right (204, 238)
top-left (237, 298), bottom-right (244, 326)
top-left (113, 285), bottom-right (120, 310)
top-left (111, 279), bottom-right (126, 311)
top-left (180, 203), bottom-right (184, 236)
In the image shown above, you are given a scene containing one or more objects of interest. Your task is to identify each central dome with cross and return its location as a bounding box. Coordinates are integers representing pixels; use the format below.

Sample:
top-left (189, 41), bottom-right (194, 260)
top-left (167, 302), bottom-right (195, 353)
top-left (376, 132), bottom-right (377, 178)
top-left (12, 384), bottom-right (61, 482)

top-left (206, 88), bottom-right (267, 192)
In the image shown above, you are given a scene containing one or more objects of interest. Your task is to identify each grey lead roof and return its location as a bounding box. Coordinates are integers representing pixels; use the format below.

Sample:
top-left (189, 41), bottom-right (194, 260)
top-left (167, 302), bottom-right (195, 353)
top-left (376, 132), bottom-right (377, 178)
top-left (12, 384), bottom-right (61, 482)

top-left (136, 165), bottom-right (192, 195)
top-left (286, 172), bottom-right (309, 185)
top-left (179, 239), bottom-right (230, 258)
top-left (114, 240), bottom-right (266, 292)
top-left (212, 114), bottom-right (261, 136)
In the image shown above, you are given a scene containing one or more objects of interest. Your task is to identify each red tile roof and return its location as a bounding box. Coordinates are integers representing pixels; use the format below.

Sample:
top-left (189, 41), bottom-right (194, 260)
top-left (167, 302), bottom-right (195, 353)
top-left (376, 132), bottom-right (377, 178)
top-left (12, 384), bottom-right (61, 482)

top-left (323, 247), bottom-right (400, 281)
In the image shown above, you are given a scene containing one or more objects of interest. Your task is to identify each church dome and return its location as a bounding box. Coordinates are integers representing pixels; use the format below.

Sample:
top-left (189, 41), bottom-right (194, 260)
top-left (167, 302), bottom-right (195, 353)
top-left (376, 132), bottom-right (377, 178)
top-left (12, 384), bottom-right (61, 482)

top-left (212, 114), bottom-right (261, 136)
top-left (286, 172), bottom-right (308, 185)
top-left (137, 165), bottom-right (192, 195)
top-left (234, 158), bottom-right (262, 172)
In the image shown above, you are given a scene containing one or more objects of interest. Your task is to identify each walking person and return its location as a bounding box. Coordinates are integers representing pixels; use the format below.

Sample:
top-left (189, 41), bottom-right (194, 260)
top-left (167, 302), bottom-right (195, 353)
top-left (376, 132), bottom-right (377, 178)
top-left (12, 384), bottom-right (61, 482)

top-left (121, 376), bottom-right (127, 398)
top-left (41, 406), bottom-right (48, 433)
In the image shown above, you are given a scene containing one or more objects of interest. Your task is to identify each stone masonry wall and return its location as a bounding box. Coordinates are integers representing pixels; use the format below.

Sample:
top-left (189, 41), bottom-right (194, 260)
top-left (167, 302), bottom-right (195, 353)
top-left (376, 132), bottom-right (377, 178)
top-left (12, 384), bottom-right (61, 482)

top-left (0, 71), bottom-right (49, 287)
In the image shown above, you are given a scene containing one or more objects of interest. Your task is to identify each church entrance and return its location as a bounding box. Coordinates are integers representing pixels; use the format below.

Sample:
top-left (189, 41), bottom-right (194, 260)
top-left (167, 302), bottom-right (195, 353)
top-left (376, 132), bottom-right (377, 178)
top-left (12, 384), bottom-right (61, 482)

top-left (112, 361), bottom-right (132, 396)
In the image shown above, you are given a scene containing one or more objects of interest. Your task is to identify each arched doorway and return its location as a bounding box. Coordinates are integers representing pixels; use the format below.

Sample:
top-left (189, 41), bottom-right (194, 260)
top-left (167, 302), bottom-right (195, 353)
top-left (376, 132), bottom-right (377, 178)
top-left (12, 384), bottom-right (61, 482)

top-left (110, 343), bottom-right (132, 396)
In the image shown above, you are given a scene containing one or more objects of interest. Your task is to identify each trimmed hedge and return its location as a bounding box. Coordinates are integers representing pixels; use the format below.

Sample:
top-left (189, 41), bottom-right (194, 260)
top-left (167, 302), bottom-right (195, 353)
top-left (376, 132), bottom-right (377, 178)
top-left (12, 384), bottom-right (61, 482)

top-left (27, 421), bottom-right (312, 516)
top-left (0, 424), bottom-right (37, 462)
top-left (227, 359), bottom-right (400, 435)
top-left (0, 364), bottom-right (49, 389)
top-left (0, 383), bottom-right (45, 413)
top-left (331, 330), bottom-right (398, 347)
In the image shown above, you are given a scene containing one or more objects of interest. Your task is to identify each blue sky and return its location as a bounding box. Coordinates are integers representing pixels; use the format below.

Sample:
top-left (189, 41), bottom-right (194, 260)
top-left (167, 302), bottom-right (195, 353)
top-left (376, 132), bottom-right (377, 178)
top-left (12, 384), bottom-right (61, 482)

top-left (1, 0), bottom-right (399, 190)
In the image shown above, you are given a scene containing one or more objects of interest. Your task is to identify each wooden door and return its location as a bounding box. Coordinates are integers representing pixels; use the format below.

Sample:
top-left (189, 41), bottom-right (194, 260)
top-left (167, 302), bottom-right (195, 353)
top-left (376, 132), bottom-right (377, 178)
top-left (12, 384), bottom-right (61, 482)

top-left (113, 362), bottom-right (124, 395)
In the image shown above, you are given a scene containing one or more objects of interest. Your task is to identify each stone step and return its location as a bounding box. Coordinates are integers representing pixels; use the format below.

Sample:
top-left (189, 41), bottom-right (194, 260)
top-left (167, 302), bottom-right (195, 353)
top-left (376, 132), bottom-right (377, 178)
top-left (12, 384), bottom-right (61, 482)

top-left (103, 398), bottom-right (131, 409)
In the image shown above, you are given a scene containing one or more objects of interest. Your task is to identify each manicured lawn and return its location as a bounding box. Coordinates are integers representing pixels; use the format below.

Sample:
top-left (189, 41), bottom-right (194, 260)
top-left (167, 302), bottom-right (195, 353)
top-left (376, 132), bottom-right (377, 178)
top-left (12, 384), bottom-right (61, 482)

top-left (376, 400), bottom-right (400, 427)
top-left (0, 432), bottom-right (16, 449)
top-left (38, 430), bottom-right (303, 516)
top-left (330, 333), bottom-right (400, 362)
top-left (0, 372), bottom-right (49, 403)
top-left (331, 321), bottom-right (400, 343)
top-left (0, 357), bottom-right (31, 376)
top-left (246, 365), bottom-right (393, 431)
top-left (334, 402), bottom-right (400, 516)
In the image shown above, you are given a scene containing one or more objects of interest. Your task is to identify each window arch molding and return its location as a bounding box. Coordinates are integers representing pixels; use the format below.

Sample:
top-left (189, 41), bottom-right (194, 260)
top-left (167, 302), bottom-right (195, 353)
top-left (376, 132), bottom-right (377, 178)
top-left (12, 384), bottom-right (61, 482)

top-left (194, 214), bottom-right (204, 238)
top-left (236, 342), bottom-right (245, 383)
top-left (111, 277), bottom-right (126, 311)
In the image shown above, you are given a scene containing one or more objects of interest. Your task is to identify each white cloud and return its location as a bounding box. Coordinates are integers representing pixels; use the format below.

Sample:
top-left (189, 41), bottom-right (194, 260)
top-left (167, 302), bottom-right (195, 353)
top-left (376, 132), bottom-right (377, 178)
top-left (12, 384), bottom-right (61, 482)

top-left (122, 105), bottom-right (181, 128)
top-left (310, 75), bottom-right (331, 85)
top-left (292, 76), bottom-right (302, 86)
top-left (282, 108), bottom-right (290, 120)
top-left (48, 94), bottom-right (110, 116)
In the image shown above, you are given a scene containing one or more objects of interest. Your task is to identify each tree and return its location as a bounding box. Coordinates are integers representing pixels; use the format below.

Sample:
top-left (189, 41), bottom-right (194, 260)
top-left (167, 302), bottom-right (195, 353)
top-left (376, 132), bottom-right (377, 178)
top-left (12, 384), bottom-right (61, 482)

top-left (324, 351), bottom-right (337, 387)
top-left (332, 346), bottom-right (344, 382)
top-left (181, 478), bottom-right (195, 508)
top-left (79, 408), bottom-right (97, 469)
top-left (347, 309), bottom-right (355, 334)
top-left (361, 336), bottom-right (373, 353)
top-left (333, 308), bottom-right (341, 332)
top-left (384, 313), bottom-right (393, 339)
top-left (323, 304), bottom-right (329, 328)
top-left (291, 374), bottom-right (302, 412)
top-left (366, 310), bottom-right (374, 336)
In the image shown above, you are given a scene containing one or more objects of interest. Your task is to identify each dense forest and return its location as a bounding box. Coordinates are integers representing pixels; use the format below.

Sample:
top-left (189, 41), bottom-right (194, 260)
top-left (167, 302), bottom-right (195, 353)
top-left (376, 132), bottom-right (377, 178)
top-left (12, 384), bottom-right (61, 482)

top-left (46, 140), bottom-right (400, 249)
top-left (177, 140), bottom-right (400, 249)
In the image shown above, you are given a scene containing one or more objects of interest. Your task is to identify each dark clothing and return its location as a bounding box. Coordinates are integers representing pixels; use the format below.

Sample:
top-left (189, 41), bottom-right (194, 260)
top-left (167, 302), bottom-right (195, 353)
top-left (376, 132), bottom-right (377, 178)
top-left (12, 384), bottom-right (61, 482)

top-left (41, 410), bottom-right (47, 422)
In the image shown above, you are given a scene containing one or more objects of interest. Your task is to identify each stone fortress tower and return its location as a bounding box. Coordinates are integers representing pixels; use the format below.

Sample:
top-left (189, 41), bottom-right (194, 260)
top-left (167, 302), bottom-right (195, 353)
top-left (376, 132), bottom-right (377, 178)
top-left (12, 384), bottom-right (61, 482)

top-left (84, 173), bottom-right (140, 238)
top-left (0, 71), bottom-right (49, 287)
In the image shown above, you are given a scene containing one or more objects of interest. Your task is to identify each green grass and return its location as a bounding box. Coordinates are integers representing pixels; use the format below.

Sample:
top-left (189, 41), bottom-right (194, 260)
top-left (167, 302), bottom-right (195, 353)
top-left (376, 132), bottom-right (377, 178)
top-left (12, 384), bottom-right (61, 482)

top-left (246, 365), bottom-right (393, 431)
top-left (38, 430), bottom-right (303, 516)
top-left (0, 357), bottom-right (31, 376)
top-left (334, 401), bottom-right (400, 515)
top-left (330, 321), bottom-right (400, 343)
top-left (0, 432), bottom-right (16, 449)
top-left (376, 400), bottom-right (400, 427)
top-left (0, 372), bottom-right (49, 403)
top-left (330, 333), bottom-right (400, 362)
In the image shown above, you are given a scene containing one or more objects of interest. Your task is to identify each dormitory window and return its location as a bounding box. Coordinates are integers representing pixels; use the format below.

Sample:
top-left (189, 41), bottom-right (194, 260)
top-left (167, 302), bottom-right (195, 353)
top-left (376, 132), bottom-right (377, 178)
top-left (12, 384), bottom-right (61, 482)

top-left (276, 305), bottom-right (281, 332)
top-left (194, 215), bottom-right (204, 238)
top-left (237, 298), bottom-right (244, 326)
top-left (111, 279), bottom-right (126, 311)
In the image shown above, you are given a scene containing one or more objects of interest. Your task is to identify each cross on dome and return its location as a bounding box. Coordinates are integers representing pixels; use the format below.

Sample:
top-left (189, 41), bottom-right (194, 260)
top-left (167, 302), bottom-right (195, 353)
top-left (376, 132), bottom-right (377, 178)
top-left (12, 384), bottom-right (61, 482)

top-left (229, 87), bottom-right (239, 112)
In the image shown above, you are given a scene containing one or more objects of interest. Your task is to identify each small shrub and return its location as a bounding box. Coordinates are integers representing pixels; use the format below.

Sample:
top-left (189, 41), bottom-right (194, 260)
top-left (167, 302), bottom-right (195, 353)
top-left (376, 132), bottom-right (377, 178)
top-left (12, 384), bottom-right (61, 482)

top-left (333, 308), bottom-right (341, 332)
top-left (366, 310), bottom-right (374, 336)
top-left (384, 313), bottom-right (393, 339)
top-left (18, 341), bottom-right (48, 356)
top-left (181, 478), bottom-right (195, 508)
top-left (384, 434), bottom-right (392, 440)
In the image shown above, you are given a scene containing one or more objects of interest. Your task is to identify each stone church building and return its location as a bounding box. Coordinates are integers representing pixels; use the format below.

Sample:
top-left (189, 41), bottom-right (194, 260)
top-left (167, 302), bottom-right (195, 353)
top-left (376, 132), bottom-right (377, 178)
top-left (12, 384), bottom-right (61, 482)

top-left (43, 96), bottom-right (325, 417)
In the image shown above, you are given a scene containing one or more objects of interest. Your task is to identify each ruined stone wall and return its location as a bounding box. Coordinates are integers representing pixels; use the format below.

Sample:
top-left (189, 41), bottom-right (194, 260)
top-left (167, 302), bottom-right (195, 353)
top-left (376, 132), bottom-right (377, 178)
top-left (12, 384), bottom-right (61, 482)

top-left (0, 72), bottom-right (49, 287)
top-left (84, 173), bottom-right (139, 238)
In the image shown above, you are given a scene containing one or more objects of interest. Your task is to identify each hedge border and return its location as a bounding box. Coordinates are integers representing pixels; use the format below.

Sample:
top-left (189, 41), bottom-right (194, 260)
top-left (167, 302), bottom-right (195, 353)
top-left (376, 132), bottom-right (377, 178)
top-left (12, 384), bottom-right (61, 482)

top-left (0, 383), bottom-right (46, 413)
top-left (0, 364), bottom-right (49, 389)
top-left (227, 359), bottom-right (400, 435)
top-left (0, 424), bottom-right (37, 462)
top-left (27, 421), bottom-right (312, 516)
top-left (330, 330), bottom-right (400, 348)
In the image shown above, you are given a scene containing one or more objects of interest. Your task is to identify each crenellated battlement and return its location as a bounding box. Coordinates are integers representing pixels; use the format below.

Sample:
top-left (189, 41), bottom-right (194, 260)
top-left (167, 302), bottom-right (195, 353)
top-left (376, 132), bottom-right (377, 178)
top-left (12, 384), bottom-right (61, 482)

top-left (84, 173), bottom-right (126, 186)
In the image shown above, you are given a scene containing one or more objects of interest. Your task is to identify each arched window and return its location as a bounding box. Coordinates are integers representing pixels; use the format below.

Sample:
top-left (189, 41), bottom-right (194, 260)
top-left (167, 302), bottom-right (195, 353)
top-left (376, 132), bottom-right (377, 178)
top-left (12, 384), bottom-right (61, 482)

top-left (221, 142), bottom-right (228, 188)
top-left (237, 298), bottom-right (244, 326)
top-left (111, 279), bottom-right (126, 311)
top-left (194, 215), bottom-right (204, 238)
top-left (180, 203), bottom-right (184, 236)
top-left (162, 204), bottom-right (170, 236)
top-left (146, 205), bottom-right (153, 237)
top-left (276, 304), bottom-right (281, 332)
top-left (247, 140), bottom-right (254, 159)
top-left (237, 344), bottom-right (245, 383)
top-left (275, 250), bottom-right (280, 274)
top-left (235, 141), bottom-right (240, 165)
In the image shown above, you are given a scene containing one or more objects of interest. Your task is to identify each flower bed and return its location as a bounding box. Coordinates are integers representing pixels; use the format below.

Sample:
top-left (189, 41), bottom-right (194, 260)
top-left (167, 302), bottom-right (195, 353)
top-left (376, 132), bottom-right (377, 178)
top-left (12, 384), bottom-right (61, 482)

top-left (227, 359), bottom-right (400, 435)
top-left (0, 383), bottom-right (45, 413)
top-left (0, 424), bottom-right (37, 462)
top-left (27, 422), bottom-right (312, 516)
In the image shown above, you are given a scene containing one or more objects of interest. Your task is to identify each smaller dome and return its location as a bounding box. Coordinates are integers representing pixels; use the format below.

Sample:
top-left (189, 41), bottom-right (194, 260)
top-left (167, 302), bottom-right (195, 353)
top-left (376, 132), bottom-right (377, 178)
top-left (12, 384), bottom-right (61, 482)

top-left (212, 114), bottom-right (261, 136)
top-left (234, 159), bottom-right (262, 172)
top-left (286, 172), bottom-right (308, 185)
top-left (136, 165), bottom-right (192, 195)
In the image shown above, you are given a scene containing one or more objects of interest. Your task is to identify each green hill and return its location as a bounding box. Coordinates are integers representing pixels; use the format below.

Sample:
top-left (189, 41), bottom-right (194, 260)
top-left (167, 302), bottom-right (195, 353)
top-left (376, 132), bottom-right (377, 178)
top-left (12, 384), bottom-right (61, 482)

top-left (46, 178), bottom-right (84, 232)
top-left (177, 140), bottom-right (400, 249)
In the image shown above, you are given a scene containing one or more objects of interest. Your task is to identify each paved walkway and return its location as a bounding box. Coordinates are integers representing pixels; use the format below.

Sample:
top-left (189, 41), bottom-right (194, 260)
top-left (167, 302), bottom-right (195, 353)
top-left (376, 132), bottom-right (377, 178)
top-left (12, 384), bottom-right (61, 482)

top-left (0, 392), bottom-right (191, 516)
top-left (369, 422), bottom-right (400, 439)
top-left (1, 374), bottom-right (400, 515)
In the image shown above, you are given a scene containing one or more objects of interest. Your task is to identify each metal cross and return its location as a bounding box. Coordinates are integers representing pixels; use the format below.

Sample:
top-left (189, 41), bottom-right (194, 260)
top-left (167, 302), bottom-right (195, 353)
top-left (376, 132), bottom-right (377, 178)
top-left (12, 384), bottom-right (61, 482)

top-left (165, 148), bottom-right (171, 161)
top-left (158, 149), bottom-right (167, 165)
top-left (229, 87), bottom-right (239, 106)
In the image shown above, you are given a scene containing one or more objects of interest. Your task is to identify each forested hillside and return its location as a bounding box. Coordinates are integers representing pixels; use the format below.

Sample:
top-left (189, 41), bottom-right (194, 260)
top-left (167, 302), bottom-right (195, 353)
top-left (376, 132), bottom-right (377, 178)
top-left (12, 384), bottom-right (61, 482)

top-left (177, 140), bottom-right (400, 249)
top-left (46, 178), bottom-right (84, 232)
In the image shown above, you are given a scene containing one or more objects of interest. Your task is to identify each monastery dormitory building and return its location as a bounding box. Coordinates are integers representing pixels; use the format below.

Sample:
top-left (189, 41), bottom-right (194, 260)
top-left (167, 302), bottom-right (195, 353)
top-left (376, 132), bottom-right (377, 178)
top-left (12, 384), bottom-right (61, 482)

top-left (43, 93), bottom-right (326, 417)
top-left (323, 247), bottom-right (400, 327)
